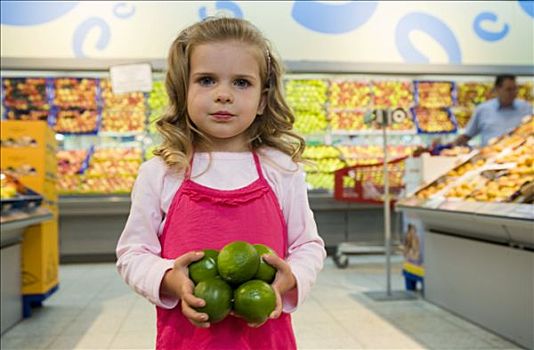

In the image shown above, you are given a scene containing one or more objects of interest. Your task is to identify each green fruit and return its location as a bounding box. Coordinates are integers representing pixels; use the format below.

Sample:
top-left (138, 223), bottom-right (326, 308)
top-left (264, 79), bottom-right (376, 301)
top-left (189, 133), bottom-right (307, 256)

top-left (189, 249), bottom-right (219, 284)
top-left (193, 277), bottom-right (233, 323)
top-left (218, 241), bottom-right (260, 285)
top-left (233, 280), bottom-right (276, 324)
top-left (253, 244), bottom-right (277, 283)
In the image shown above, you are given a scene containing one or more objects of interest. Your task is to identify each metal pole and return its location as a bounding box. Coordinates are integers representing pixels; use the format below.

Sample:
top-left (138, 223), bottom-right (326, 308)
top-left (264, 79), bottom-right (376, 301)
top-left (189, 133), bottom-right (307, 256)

top-left (382, 111), bottom-right (391, 296)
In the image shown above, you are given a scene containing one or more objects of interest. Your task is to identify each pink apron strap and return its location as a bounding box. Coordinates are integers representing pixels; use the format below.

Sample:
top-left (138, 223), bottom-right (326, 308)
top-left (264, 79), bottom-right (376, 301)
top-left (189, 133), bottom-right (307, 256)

top-left (252, 151), bottom-right (264, 179)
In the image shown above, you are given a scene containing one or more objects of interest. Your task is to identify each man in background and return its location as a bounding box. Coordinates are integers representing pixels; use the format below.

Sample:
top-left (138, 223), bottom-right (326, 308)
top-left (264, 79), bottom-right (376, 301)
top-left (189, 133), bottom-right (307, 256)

top-left (453, 74), bottom-right (532, 147)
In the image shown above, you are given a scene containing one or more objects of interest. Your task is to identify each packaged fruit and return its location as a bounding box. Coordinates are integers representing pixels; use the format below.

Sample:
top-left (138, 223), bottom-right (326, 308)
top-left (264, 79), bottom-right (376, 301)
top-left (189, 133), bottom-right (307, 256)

top-left (53, 78), bottom-right (98, 110)
top-left (329, 80), bottom-right (371, 109)
top-left (414, 81), bottom-right (454, 108)
top-left (371, 80), bottom-right (413, 108)
top-left (2, 78), bottom-right (50, 110)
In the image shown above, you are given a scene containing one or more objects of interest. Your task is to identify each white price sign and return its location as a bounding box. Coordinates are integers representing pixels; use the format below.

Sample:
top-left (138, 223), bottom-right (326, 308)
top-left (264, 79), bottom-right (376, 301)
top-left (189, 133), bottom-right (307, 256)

top-left (109, 63), bottom-right (153, 94)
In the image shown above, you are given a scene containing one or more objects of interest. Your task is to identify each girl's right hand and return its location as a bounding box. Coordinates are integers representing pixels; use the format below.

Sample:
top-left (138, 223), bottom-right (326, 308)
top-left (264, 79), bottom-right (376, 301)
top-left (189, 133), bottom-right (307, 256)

top-left (161, 251), bottom-right (210, 328)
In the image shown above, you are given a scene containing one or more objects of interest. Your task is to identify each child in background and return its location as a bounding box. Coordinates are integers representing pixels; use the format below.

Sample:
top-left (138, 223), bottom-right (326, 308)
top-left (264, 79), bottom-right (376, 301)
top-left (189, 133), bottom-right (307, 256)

top-left (116, 17), bottom-right (326, 350)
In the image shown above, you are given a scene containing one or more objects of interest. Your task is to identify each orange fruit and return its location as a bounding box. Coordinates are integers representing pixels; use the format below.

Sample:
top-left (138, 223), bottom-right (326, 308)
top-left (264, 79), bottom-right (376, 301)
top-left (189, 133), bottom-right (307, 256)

top-left (193, 277), bottom-right (233, 323)
top-left (189, 249), bottom-right (219, 284)
top-left (253, 244), bottom-right (277, 283)
top-left (218, 241), bottom-right (259, 285)
top-left (233, 280), bottom-right (276, 324)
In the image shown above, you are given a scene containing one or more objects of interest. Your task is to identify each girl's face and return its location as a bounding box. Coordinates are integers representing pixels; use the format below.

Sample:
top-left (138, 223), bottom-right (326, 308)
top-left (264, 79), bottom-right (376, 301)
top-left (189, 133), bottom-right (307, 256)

top-left (187, 40), bottom-right (266, 152)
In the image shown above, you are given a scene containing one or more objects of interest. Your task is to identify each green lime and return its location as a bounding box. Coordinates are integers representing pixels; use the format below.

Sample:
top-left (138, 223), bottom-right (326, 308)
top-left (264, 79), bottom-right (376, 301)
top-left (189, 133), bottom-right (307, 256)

top-left (218, 241), bottom-right (259, 285)
top-left (189, 249), bottom-right (219, 284)
top-left (233, 280), bottom-right (276, 324)
top-left (193, 277), bottom-right (233, 323)
top-left (253, 244), bottom-right (277, 283)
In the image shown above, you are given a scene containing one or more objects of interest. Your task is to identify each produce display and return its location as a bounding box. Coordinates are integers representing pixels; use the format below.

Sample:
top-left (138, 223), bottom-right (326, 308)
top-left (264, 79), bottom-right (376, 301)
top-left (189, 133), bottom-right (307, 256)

top-left (0, 171), bottom-right (43, 213)
top-left (189, 241), bottom-right (277, 324)
top-left (5, 109), bottom-right (49, 122)
top-left (147, 80), bottom-right (168, 134)
top-left (2, 78), bottom-right (50, 111)
top-left (456, 82), bottom-right (493, 107)
top-left (285, 79), bottom-right (328, 134)
top-left (414, 115), bottom-right (534, 203)
top-left (53, 110), bottom-right (99, 134)
top-left (371, 80), bottom-right (413, 108)
top-left (56, 148), bottom-right (141, 194)
top-left (450, 106), bottom-right (472, 129)
top-left (100, 79), bottom-right (146, 133)
top-left (329, 110), bottom-right (415, 132)
top-left (414, 81), bottom-right (454, 108)
top-left (53, 78), bottom-right (98, 110)
top-left (412, 107), bottom-right (456, 133)
top-left (518, 81), bottom-right (534, 102)
top-left (329, 80), bottom-right (371, 109)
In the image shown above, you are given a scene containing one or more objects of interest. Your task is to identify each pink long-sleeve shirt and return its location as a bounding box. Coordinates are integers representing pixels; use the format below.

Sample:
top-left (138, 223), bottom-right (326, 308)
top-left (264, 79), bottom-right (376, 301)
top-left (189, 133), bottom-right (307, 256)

top-left (116, 147), bottom-right (326, 313)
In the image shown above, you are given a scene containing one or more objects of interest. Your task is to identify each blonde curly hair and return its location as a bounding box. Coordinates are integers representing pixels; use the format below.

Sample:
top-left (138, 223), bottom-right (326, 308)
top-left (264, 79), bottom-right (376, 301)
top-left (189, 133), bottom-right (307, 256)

top-left (153, 17), bottom-right (305, 172)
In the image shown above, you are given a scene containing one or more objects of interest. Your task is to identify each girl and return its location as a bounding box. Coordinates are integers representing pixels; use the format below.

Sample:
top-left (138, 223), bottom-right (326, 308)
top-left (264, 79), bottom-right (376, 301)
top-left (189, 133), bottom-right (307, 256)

top-left (116, 17), bottom-right (326, 350)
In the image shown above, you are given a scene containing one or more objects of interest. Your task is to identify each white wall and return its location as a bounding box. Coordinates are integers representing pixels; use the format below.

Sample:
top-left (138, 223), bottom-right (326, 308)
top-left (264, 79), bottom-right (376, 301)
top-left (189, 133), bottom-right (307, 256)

top-left (1, 1), bottom-right (533, 65)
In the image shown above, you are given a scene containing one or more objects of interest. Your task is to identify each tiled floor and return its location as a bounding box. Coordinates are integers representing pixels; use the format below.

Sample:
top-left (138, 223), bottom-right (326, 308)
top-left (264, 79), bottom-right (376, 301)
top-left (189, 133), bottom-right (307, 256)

top-left (1, 255), bottom-right (521, 350)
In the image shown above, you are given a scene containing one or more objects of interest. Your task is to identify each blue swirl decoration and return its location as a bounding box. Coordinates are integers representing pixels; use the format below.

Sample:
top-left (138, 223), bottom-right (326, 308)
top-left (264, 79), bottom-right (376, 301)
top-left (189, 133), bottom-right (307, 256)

top-left (72, 17), bottom-right (111, 58)
top-left (473, 12), bottom-right (509, 41)
top-left (519, 0), bottom-right (534, 18)
top-left (199, 1), bottom-right (243, 20)
top-left (113, 2), bottom-right (136, 19)
top-left (395, 12), bottom-right (462, 64)
top-left (1, 1), bottom-right (79, 25)
top-left (291, 1), bottom-right (378, 34)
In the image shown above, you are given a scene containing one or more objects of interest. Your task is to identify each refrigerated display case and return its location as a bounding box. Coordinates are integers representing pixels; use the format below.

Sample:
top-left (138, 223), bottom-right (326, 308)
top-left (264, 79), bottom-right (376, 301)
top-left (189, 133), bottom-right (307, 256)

top-left (2, 59), bottom-right (533, 260)
top-left (396, 115), bottom-right (534, 349)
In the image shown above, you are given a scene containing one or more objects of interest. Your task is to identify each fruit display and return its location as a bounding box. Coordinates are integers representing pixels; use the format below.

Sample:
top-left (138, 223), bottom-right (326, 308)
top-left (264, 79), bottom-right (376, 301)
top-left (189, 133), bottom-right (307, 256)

top-left (57, 148), bottom-right (142, 194)
top-left (100, 79), bottom-right (146, 133)
top-left (450, 106), bottom-right (472, 129)
top-left (412, 107), bottom-right (457, 133)
top-left (303, 145), bottom-right (345, 190)
top-left (285, 79), bottom-right (328, 134)
top-left (338, 145), bottom-right (415, 165)
top-left (147, 80), bottom-right (168, 134)
top-left (57, 150), bottom-right (87, 175)
top-left (329, 109), bottom-right (415, 132)
top-left (518, 81), bottom-right (534, 102)
top-left (414, 81), bottom-right (454, 108)
top-left (329, 80), bottom-right (371, 109)
top-left (412, 115), bottom-right (534, 203)
top-left (2, 78), bottom-right (50, 110)
top-left (0, 171), bottom-right (43, 213)
top-left (329, 110), bottom-right (366, 131)
top-left (53, 78), bottom-right (98, 110)
top-left (371, 80), bottom-right (413, 108)
top-left (188, 241), bottom-right (277, 325)
top-left (53, 110), bottom-right (99, 134)
top-left (456, 82), bottom-right (493, 107)
top-left (5, 109), bottom-right (49, 122)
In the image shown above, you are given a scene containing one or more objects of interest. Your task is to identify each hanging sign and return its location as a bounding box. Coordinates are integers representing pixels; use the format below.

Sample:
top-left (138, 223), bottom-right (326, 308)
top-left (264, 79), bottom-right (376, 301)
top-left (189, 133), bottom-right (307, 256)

top-left (109, 63), bottom-right (153, 94)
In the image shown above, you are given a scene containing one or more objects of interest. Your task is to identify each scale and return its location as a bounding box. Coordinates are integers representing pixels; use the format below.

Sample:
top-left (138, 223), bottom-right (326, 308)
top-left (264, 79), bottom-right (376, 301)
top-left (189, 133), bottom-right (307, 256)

top-left (362, 108), bottom-right (417, 301)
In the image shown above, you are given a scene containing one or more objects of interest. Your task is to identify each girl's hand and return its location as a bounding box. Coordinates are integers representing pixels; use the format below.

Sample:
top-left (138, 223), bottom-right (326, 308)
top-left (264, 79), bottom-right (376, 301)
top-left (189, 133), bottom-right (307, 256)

top-left (244, 253), bottom-right (296, 328)
top-left (160, 251), bottom-right (210, 328)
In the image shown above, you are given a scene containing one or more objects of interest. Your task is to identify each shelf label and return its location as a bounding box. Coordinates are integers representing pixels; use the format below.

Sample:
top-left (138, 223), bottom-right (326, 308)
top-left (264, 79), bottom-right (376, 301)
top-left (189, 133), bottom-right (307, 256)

top-left (110, 63), bottom-right (153, 94)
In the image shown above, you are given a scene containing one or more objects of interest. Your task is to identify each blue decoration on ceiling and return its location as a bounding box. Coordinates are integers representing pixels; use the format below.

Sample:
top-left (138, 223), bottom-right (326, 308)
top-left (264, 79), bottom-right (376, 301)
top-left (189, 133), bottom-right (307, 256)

top-left (291, 1), bottom-right (378, 34)
top-left (518, 0), bottom-right (534, 18)
top-left (113, 2), bottom-right (136, 19)
top-left (473, 12), bottom-right (509, 41)
top-left (199, 1), bottom-right (243, 20)
top-left (395, 12), bottom-right (462, 64)
top-left (1, 1), bottom-right (79, 25)
top-left (72, 17), bottom-right (111, 58)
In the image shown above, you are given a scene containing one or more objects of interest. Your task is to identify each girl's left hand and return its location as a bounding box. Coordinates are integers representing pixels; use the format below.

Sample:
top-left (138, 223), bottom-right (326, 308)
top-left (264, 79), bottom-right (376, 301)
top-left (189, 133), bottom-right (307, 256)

top-left (246, 254), bottom-right (296, 327)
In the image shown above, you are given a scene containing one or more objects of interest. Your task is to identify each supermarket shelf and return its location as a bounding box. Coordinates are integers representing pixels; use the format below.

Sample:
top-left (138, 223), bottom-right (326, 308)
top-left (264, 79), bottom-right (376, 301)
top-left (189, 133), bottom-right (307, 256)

top-left (396, 201), bottom-right (534, 248)
top-left (3, 57), bottom-right (534, 75)
top-left (1, 207), bottom-right (53, 247)
top-left (331, 130), bottom-right (418, 137)
top-left (59, 195), bottom-right (131, 216)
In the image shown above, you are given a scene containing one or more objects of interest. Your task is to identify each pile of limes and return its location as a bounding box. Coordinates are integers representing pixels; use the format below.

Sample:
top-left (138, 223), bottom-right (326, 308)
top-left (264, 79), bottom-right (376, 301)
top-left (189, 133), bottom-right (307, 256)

top-left (189, 241), bottom-right (278, 325)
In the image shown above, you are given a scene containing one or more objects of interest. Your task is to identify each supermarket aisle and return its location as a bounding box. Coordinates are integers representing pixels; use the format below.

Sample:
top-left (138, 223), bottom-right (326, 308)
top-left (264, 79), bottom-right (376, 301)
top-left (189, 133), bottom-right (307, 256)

top-left (1, 256), bottom-right (520, 350)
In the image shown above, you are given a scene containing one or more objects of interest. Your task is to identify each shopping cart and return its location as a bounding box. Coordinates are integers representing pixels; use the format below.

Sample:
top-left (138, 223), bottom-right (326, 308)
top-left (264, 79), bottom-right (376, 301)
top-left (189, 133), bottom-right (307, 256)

top-left (332, 156), bottom-right (408, 268)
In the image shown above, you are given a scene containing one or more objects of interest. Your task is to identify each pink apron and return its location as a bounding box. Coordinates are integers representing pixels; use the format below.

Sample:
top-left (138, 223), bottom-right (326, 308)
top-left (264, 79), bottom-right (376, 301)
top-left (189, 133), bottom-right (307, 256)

top-left (156, 152), bottom-right (297, 350)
